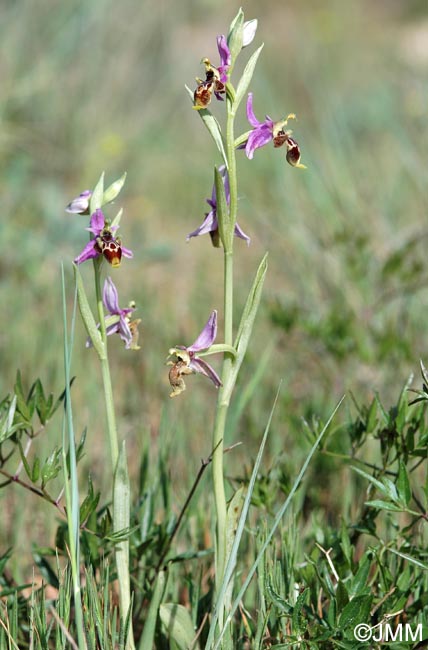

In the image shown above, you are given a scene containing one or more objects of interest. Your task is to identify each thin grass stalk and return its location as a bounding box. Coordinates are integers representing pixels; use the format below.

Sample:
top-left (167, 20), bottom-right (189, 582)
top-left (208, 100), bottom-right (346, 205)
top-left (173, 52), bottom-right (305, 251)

top-left (61, 266), bottom-right (86, 650)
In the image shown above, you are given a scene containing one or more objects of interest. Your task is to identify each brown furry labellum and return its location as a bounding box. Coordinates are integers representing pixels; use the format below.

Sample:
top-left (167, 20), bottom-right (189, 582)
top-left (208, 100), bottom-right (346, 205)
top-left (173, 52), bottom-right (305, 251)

top-left (96, 230), bottom-right (122, 267)
top-left (194, 81), bottom-right (214, 109)
top-left (168, 359), bottom-right (194, 397)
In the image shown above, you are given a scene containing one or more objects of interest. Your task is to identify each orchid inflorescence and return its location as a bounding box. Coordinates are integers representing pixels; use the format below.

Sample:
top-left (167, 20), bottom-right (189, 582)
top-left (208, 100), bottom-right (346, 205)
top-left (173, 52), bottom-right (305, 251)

top-left (67, 173), bottom-right (141, 353)
top-left (172, 10), bottom-right (306, 398)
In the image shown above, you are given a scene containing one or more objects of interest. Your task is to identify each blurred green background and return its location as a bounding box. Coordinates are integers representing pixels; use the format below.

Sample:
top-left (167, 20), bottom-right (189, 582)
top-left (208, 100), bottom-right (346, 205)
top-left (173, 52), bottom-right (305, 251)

top-left (1, 0), bottom-right (428, 568)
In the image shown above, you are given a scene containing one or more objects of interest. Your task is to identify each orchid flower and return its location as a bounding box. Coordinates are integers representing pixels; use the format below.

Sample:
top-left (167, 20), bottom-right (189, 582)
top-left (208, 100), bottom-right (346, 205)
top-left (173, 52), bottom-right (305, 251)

top-left (187, 166), bottom-right (250, 246)
top-left (193, 36), bottom-right (231, 109)
top-left (167, 311), bottom-right (222, 397)
top-left (66, 190), bottom-right (92, 215)
top-left (244, 93), bottom-right (306, 168)
top-left (86, 277), bottom-right (141, 350)
top-left (74, 209), bottom-right (133, 267)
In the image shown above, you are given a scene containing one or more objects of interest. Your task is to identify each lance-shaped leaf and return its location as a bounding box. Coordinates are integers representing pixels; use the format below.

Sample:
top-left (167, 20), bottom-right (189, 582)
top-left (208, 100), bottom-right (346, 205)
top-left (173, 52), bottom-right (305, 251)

top-left (185, 85), bottom-right (228, 167)
top-left (114, 441), bottom-right (133, 634)
top-left (103, 172), bottom-right (127, 205)
top-left (0, 395), bottom-right (17, 444)
top-left (159, 603), bottom-right (199, 650)
top-left (227, 8), bottom-right (244, 70)
top-left (214, 164), bottom-right (231, 251)
top-left (233, 43), bottom-right (264, 112)
top-left (73, 264), bottom-right (105, 359)
top-left (114, 442), bottom-right (131, 535)
top-left (89, 172), bottom-right (105, 213)
top-left (222, 253), bottom-right (268, 402)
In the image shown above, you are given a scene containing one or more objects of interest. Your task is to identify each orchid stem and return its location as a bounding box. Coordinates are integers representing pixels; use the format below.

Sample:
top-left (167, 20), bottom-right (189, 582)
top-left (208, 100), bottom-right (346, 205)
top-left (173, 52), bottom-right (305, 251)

top-left (93, 259), bottom-right (134, 649)
top-left (94, 259), bottom-right (119, 467)
top-left (212, 94), bottom-right (237, 632)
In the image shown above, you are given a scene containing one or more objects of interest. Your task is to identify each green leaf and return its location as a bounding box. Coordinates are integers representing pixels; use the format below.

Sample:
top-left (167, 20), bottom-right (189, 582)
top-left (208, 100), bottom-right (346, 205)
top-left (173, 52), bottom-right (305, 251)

top-left (31, 456), bottom-right (40, 483)
top-left (265, 574), bottom-right (292, 614)
top-left (79, 476), bottom-right (100, 525)
top-left (292, 588), bottom-right (309, 635)
top-left (364, 499), bottom-right (404, 512)
top-left (380, 477), bottom-right (398, 502)
top-left (351, 465), bottom-right (389, 496)
top-left (222, 254), bottom-right (268, 403)
top-left (224, 487), bottom-right (245, 609)
top-left (73, 264), bottom-right (105, 359)
top-left (339, 519), bottom-right (353, 569)
top-left (185, 85), bottom-right (227, 167)
top-left (18, 440), bottom-right (32, 481)
top-left (0, 395), bottom-right (17, 443)
top-left (103, 172), bottom-right (126, 205)
top-left (386, 547), bottom-right (428, 570)
top-left (139, 571), bottom-right (166, 650)
top-left (233, 44), bottom-right (264, 112)
top-left (90, 172), bottom-right (105, 213)
top-left (349, 553), bottom-right (372, 597)
top-left (336, 580), bottom-right (349, 611)
top-left (396, 459), bottom-right (411, 506)
top-left (214, 165), bottom-right (230, 250)
top-left (339, 594), bottom-right (372, 631)
top-left (14, 370), bottom-right (31, 423)
top-left (43, 448), bottom-right (63, 485)
top-left (227, 8), bottom-right (244, 68)
top-left (159, 603), bottom-right (199, 650)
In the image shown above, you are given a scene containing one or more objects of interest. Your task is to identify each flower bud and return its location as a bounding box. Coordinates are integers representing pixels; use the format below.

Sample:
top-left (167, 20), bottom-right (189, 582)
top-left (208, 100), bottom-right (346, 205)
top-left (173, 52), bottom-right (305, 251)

top-left (102, 172), bottom-right (127, 205)
top-left (242, 20), bottom-right (258, 47)
top-left (66, 190), bottom-right (92, 214)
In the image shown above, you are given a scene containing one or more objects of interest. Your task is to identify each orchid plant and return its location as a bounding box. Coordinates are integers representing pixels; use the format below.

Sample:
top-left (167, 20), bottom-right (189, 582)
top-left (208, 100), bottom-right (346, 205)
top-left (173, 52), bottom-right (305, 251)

top-left (170, 8), bottom-right (306, 645)
top-left (67, 171), bottom-right (136, 648)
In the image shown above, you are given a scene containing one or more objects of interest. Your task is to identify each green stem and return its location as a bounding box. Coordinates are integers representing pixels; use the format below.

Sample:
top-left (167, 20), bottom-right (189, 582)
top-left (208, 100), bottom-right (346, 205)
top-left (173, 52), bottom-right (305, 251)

top-left (212, 95), bottom-right (237, 629)
top-left (94, 260), bottom-right (119, 467)
top-left (93, 260), bottom-right (133, 648)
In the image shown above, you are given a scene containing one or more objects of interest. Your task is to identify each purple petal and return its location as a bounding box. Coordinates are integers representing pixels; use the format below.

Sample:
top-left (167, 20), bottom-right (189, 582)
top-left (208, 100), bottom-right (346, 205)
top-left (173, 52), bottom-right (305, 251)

top-left (103, 277), bottom-right (120, 314)
top-left (121, 246), bottom-right (133, 259)
top-left (88, 209), bottom-right (105, 236)
top-left (246, 93), bottom-right (262, 128)
top-left (189, 357), bottom-right (222, 388)
top-left (66, 190), bottom-right (92, 214)
top-left (245, 126), bottom-right (273, 159)
top-left (217, 35), bottom-right (231, 69)
top-left (105, 322), bottom-right (120, 337)
top-left (118, 316), bottom-right (133, 348)
top-left (187, 211), bottom-right (218, 240)
top-left (188, 310), bottom-right (218, 352)
top-left (214, 91), bottom-right (225, 101)
top-left (234, 222), bottom-right (251, 245)
top-left (74, 240), bottom-right (99, 265)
